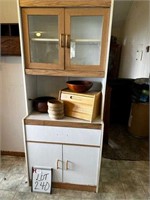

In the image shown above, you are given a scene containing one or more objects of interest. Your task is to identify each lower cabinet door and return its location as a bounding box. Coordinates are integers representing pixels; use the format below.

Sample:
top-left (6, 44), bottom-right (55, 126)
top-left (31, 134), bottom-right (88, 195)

top-left (27, 142), bottom-right (63, 183)
top-left (63, 145), bottom-right (100, 186)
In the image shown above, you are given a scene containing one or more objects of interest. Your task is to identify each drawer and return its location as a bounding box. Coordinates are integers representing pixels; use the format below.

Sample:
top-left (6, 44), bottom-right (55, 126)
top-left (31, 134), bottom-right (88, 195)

top-left (25, 125), bottom-right (101, 146)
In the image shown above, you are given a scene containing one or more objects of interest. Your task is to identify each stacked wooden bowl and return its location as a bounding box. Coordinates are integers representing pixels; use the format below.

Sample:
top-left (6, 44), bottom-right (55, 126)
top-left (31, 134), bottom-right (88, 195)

top-left (47, 99), bottom-right (64, 119)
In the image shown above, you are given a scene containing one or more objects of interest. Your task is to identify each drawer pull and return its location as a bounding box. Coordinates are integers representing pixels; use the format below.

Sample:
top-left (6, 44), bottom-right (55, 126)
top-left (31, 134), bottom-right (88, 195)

top-left (60, 34), bottom-right (65, 48)
top-left (65, 34), bottom-right (70, 48)
top-left (66, 160), bottom-right (69, 170)
top-left (56, 159), bottom-right (62, 169)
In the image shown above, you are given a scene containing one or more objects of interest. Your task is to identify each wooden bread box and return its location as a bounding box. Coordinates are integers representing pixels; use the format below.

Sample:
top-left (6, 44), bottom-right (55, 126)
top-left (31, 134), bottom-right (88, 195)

top-left (59, 88), bottom-right (102, 122)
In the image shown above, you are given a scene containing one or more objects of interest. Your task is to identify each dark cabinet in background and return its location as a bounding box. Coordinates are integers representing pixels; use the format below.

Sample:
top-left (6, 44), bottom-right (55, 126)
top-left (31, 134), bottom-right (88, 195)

top-left (107, 36), bottom-right (122, 80)
top-left (1, 24), bottom-right (21, 56)
top-left (109, 78), bottom-right (134, 125)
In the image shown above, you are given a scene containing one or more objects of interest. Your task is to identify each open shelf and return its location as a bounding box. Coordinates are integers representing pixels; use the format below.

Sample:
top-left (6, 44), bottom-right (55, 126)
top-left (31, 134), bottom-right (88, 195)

top-left (31, 38), bottom-right (59, 42)
top-left (72, 39), bottom-right (101, 44)
top-left (30, 38), bottom-right (100, 44)
top-left (24, 111), bottom-right (102, 129)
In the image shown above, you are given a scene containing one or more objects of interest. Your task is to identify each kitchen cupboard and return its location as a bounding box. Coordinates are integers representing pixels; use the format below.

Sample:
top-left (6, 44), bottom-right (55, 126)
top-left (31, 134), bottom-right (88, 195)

top-left (18, 0), bottom-right (113, 193)
top-left (62, 145), bottom-right (99, 186)
top-left (27, 142), bottom-right (100, 190)
top-left (25, 124), bottom-right (102, 191)
top-left (21, 7), bottom-right (110, 77)
top-left (27, 142), bottom-right (63, 182)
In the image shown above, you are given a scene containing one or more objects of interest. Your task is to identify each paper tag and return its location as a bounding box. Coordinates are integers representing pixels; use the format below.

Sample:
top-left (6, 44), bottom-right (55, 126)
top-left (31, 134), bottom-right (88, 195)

top-left (70, 42), bottom-right (76, 58)
top-left (32, 167), bottom-right (52, 194)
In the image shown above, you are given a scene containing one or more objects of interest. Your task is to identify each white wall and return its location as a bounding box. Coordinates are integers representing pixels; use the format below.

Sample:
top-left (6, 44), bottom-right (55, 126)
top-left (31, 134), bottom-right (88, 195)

top-left (0, 0), bottom-right (26, 153)
top-left (1, 57), bottom-right (26, 152)
top-left (111, 1), bottom-right (132, 43)
top-left (0, 0), bottom-right (18, 23)
top-left (119, 1), bottom-right (150, 78)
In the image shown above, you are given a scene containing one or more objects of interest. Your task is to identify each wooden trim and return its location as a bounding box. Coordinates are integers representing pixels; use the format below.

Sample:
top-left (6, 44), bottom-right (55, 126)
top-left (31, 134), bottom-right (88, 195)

top-left (21, 8), bottom-right (30, 69)
top-left (1, 151), bottom-right (25, 157)
top-left (25, 119), bottom-right (44, 126)
top-left (64, 7), bottom-right (110, 73)
top-left (26, 140), bottom-right (100, 148)
top-left (24, 119), bottom-right (102, 129)
top-left (29, 180), bottom-right (96, 192)
top-left (53, 182), bottom-right (97, 192)
top-left (19, 0), bottom-right (111, 8)
top-left (100, 7), bottom-right (110, 75)
top-left (21, 8), bottom-right (65, 70)
top-left (25, 68), bottom-right (104, 77)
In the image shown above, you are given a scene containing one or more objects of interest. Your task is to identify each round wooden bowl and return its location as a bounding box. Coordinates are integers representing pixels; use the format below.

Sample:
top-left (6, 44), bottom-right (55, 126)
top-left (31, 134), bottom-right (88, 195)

top-left (66, 80), bottom-right (93, 93)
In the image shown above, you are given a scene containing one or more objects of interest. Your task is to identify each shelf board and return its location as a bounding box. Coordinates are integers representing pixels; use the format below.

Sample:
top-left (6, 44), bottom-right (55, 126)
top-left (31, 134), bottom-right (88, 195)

top-left (31, 38), bottom-right (59, 42)
top-left (30, 38), bottom-right (100, 43)
top-left (19, 0), bottom-right (111, 8)
top-left (25, 69), bottom-right (105, 77)
top-left (24, 112), bottom-right (103, 129)
top-left (72, 39), bottom-right (101, 44)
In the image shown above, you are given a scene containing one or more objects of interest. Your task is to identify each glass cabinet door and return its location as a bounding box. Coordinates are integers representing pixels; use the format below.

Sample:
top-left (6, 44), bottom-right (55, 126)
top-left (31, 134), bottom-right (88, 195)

top-left (65, 8), bottom-right (110, 72)
top-left (22, 8), bottom-right (64, 70)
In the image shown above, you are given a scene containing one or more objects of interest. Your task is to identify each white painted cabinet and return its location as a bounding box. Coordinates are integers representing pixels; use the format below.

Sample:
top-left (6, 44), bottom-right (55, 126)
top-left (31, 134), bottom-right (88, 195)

top-left (27, 142), bottom-right (62, 182)
top-left (63, 145), bottom-right (100, 185)
top-left (18, 0), bottom-right (113, 193)
top-left (27, 142), bottom-right (100, 186)
top-left (25, 125), bottom-right (101, 146)
top-left (25, 125), bottom-right (101, 188)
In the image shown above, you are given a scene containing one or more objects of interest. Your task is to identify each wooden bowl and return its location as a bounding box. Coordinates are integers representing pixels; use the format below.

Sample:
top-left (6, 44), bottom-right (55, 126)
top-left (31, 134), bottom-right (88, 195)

top-left (66, 80), bottom-right (93, 93)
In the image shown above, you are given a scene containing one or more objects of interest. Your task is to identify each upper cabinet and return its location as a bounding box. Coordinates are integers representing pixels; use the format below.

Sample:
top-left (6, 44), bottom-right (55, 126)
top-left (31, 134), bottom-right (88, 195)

top-left (21, 7), bottom-right (110, 77)
top-left (22, 8), bottom-right (65, 71)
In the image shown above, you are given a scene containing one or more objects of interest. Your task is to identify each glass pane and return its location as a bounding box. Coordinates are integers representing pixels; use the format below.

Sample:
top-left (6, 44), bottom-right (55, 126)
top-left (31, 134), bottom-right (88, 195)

top-left (28, 15), bottom-right (58, 64)
top-left (70, 16), bottom-right (103, 66)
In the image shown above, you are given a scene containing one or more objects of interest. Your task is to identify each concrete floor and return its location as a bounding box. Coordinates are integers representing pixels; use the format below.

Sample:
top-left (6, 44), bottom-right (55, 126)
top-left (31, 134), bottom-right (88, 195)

top-left (0, 155), bottom-right (149, 200)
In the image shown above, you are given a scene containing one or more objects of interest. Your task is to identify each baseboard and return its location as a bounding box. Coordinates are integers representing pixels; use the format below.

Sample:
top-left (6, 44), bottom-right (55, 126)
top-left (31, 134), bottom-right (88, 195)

top-left (1, 151), bottom-right (25, 157)
top-left (29, 180), bottom-right (96, 192)
top-left (53, 182), bottom-right (97, 192)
